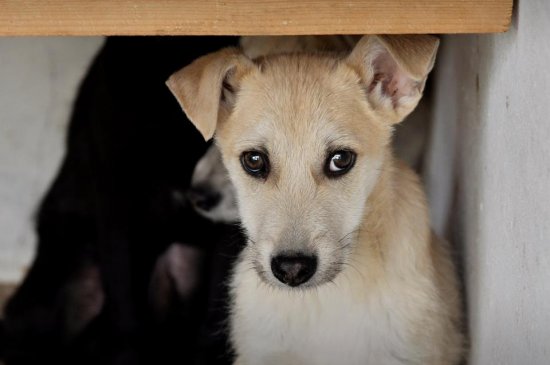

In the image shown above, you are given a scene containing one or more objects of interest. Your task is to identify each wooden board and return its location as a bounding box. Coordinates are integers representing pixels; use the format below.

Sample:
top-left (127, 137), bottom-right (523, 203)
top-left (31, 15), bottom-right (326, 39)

top-left (0, 0), bottom-right (512, 36)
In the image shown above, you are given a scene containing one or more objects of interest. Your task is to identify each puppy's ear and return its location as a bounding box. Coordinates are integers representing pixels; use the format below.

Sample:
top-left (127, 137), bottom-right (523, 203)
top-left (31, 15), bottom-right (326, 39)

top-left (347, 35), bottom-right (439, 123)
top-left (166, 47), bottom-right (254, 141)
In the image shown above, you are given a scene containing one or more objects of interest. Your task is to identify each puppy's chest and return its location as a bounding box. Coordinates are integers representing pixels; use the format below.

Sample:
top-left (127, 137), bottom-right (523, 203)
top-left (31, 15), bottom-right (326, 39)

top-left (231, 269), bottom-right (412, 365)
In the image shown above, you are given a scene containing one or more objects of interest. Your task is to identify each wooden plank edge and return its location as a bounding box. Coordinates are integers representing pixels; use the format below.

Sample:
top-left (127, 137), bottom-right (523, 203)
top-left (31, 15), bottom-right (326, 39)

top-left (0, 1), bottom-right (513, 36)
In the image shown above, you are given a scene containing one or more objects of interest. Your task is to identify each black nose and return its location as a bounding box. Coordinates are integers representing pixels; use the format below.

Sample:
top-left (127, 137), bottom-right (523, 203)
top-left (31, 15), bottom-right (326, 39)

top-left (271, 254), bottom-right (317, 287)
top-left (187, 185), bottom-right (221, 211)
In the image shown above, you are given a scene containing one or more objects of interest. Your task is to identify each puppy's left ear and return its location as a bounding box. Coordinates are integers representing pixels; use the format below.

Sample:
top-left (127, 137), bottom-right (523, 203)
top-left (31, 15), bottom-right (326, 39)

top-left (166, 47), bottom-right (254, 141)
top-left (346, 34), bottom-right (439, 124)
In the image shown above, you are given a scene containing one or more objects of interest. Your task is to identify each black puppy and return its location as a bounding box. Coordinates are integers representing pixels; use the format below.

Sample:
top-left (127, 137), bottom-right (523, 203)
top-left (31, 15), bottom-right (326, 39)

top-left (2, 37), bottom-right (243, 365)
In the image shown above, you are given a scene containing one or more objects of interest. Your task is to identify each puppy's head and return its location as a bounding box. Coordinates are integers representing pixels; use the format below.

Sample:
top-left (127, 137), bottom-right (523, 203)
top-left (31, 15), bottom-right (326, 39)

top-left (167, 35), bottom-right (438, 289)
top-left (188, 143), bottom-right (239, 223)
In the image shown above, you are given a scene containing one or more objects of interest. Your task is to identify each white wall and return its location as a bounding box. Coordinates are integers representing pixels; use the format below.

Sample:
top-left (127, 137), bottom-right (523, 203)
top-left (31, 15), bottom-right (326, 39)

top-left (0, 37), bottom-right (103, 282)
top-left (424, 0), bottom-right (550, 363)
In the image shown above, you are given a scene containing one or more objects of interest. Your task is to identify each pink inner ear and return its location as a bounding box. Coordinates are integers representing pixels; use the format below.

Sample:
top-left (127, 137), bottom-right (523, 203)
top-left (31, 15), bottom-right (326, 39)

top-left (369, 49), bottom-right (418, 107)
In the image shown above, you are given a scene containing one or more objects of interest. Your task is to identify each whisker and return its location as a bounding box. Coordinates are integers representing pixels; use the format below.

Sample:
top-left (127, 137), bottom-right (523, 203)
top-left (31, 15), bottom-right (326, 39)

top-left (337, 228), bottom-right (362, 244)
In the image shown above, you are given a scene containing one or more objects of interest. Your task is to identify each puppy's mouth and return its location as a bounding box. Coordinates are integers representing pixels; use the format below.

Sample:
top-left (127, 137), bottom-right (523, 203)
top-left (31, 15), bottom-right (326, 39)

top-left (249, 230), bottom-right (359, 289)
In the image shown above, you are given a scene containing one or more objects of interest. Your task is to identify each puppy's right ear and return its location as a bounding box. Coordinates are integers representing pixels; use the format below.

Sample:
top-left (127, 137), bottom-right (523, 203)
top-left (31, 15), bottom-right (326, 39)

top-left (166, 48), bottom-right (254, 141)
top-left (346, 35), bottom-right (439, 124)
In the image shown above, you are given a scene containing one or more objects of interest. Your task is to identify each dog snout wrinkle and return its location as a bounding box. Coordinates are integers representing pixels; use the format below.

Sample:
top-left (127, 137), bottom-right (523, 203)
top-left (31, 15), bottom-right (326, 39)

top-left (187, 185), bottom-right (221, 212)
top-left (271, 254), bottom-right (317, 287)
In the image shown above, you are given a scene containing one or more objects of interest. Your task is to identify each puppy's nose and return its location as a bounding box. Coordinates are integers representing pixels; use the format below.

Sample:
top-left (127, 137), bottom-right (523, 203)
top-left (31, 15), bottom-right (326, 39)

top-left (187, 185), bottom-right (221, 212)
top-left (271, 254), bottom-right (317, 287)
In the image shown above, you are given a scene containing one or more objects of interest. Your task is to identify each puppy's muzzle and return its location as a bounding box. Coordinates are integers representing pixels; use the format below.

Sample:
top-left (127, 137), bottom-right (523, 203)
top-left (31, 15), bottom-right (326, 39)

top-left (187, 185), bottom-right (221, 212)
top-left (270, 253), bottom-right (317, 287)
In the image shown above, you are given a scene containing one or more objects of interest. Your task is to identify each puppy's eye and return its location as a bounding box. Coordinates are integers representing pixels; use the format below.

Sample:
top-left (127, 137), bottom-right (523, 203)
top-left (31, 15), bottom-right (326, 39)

top-left (325, 150), bottom-right (356, 177)
top-left (241, 151), bottom-right (269, 178)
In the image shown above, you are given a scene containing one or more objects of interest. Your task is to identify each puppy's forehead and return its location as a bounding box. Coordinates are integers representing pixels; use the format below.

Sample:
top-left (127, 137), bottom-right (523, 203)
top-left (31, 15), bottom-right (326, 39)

top-left (225, 54), bottom-right (380, 154)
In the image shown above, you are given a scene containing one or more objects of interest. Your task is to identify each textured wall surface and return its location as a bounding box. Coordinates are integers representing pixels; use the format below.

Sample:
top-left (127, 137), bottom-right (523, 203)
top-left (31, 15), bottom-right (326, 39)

top-left (423, 1), bottom-right (550, 363)
top-left (0, 37), bottom-right (103, 282)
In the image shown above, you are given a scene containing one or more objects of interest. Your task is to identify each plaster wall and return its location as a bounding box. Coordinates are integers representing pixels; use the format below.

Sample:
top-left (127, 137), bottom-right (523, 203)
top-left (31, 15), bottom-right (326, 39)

top-left (424, 1), bottom-right (550, 363)
top-left (0, 37), bottom-right (103, 282)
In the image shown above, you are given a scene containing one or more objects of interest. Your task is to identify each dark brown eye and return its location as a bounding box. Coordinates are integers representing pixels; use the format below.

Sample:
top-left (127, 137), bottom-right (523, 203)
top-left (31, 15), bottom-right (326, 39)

top-left (325, 150), bottom-right (356, 177)
top-left (241, 151), bottom-right (269, 178)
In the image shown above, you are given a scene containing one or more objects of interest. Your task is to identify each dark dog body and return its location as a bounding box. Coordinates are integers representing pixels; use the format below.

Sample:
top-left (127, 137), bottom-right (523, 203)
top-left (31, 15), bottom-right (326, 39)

top-left (2, 37), bottom-right (243, 365)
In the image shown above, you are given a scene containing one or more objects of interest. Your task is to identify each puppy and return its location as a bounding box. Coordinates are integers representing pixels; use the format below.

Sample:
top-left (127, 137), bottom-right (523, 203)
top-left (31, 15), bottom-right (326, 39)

top-left (167, 35), bottom-right (464, 365)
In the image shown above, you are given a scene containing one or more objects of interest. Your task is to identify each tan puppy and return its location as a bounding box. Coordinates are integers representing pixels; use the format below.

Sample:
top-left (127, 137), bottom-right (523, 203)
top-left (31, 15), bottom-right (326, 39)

top-left (167, 35), bottom-right (464, 365)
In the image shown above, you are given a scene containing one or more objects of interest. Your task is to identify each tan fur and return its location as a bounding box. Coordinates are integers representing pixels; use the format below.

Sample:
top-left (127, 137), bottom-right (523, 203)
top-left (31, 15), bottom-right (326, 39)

top-left (167, 35), bottom-right (464, 365)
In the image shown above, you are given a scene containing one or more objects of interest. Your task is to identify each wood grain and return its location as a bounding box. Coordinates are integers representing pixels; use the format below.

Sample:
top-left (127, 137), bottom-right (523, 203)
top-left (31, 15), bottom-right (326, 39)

top-left (0, 0), bottom-right (512, 36)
